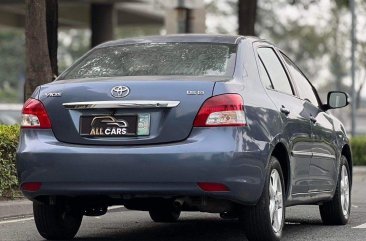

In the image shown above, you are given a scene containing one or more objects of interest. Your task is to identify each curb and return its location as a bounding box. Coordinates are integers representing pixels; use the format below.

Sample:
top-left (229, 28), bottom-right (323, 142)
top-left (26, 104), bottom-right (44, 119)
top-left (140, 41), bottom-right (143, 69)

top-left (0, 199), bottom-right (33, 219)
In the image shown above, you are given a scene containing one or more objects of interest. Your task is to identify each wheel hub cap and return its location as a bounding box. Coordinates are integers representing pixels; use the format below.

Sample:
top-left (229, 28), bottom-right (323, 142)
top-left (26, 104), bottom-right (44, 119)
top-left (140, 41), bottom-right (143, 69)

top-left (269, 169), bottom-right (283, 233)
top-left (340, 165), bottom-right (350, 217)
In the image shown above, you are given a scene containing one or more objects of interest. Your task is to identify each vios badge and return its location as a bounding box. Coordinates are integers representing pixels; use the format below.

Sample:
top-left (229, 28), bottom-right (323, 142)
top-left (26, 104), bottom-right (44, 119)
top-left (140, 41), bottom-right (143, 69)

top-left (111, 86), bottom-right (130, 98)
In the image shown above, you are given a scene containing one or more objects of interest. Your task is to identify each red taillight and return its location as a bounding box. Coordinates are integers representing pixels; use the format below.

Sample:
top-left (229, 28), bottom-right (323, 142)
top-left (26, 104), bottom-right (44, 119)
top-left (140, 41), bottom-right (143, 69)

top-left (21, 182), bottom-right (42, 192)
top-left (193, 94), bottom-right (247, 127)
top-left (197, 182), bottom-right (230, 192)
top-left (21, 99), bottom-right (51, 129)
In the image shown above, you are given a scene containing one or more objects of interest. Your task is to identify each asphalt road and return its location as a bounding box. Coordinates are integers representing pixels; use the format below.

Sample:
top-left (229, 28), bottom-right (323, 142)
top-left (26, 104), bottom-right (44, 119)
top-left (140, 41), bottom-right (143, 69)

top-left (1, 175), bottom-right (366, 241)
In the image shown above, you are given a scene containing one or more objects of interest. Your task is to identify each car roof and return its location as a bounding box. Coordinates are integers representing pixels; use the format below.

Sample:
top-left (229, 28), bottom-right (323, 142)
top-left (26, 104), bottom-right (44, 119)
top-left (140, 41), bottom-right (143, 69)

top-left (97, 34), bottom-right (263, 48)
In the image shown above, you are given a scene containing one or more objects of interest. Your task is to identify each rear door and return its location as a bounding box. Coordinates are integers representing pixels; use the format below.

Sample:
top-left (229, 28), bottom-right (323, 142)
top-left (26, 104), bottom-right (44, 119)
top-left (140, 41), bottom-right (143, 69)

top-left (280, 54), bottom-right (337, 195)
top-left (256, 46), bottom-right (312, 197)
top-left (39, 77), bottom-right (218, 145)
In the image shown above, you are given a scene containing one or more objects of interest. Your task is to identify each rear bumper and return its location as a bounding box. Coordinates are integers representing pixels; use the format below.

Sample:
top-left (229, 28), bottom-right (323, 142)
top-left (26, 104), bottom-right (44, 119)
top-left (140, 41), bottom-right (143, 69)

top-left (16, 128), bottom-right (270, 205)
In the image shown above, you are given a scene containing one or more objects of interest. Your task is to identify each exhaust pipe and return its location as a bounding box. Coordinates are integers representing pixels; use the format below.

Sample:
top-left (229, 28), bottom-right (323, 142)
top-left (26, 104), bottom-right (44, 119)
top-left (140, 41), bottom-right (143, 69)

top-left (173, 198), bottom-right (185, 209)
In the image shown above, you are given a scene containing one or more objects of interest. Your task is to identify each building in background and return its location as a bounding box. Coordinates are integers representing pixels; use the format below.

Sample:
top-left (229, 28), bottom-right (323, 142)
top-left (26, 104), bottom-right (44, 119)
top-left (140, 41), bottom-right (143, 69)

top-left (0, 0), bottom-right (205, 42)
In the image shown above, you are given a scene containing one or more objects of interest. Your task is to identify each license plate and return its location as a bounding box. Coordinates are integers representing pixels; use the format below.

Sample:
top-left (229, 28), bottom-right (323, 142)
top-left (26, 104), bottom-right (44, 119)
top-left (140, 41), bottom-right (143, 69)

top-left (80, 114), bottom-right (150, 137)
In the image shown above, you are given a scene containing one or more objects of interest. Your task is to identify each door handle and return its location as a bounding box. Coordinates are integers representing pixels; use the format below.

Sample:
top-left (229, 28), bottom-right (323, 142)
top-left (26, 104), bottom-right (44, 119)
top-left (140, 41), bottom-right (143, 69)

top-left (310, 116), bottom-right (317, 124)
top-left (280, 106), bottom-right (290, 115)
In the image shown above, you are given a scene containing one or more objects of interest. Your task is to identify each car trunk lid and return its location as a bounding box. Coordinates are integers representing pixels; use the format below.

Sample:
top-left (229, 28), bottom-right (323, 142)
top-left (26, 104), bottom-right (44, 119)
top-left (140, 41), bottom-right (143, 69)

top-left (38, 76), bottom-right (226, 145)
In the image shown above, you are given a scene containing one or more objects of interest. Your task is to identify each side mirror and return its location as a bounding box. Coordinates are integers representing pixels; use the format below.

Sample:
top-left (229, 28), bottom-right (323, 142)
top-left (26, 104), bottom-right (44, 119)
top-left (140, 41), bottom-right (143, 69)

top-left (325, 91), bottom-right (349, 110)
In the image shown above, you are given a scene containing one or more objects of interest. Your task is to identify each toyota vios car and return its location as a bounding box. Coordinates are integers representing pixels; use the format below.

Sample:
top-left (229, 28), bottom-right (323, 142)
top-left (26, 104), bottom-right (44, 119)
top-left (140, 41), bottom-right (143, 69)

top-left (17, 35), bottom-right (352, 241)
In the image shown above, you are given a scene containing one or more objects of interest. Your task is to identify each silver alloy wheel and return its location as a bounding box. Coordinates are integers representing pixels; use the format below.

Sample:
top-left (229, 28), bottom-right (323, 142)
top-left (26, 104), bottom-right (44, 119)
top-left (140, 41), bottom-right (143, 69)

top-left (340, 165), bottom-right (350, 217)
top-left (269, 169), bottom-right (283, 233)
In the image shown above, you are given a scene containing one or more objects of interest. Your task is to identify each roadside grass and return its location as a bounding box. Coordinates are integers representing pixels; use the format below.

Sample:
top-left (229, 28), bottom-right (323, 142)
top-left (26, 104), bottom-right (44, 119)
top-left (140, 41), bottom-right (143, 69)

top-left (1, 125), bottom-right (366, 199)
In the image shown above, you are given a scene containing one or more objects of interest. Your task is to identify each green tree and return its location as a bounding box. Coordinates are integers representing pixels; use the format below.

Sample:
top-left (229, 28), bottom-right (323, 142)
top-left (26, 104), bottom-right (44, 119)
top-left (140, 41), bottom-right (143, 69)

top-left (24, 0), bottom-right (58, 100)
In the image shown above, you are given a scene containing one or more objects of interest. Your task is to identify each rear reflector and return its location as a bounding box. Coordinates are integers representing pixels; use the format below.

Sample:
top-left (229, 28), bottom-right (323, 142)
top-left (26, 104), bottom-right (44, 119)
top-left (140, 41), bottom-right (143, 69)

top-left (197, 182), bottom-right (230, 192)
top-left (193, 94), bottom-right (246, 127)
top-left (21, 182), bottom-right (42, 192)
top-left (21, 99), bottom-right (51, 129)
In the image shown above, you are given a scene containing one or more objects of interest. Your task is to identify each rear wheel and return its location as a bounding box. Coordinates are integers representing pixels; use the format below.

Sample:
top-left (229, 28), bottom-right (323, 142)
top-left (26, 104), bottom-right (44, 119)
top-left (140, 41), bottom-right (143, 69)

top-left (241, 156), bottom-right (285, 241)
top-left (149, 204), bottom-right (181, 223)
top-left (33, 201), bottom-right (83, 240)
top-left (319, 155), bottom-right (351, 225)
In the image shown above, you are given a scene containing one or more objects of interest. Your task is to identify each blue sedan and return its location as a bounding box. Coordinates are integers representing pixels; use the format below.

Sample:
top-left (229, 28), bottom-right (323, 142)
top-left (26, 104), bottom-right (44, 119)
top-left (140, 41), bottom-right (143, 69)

top-left (17, 35), bottom-right (352, 241)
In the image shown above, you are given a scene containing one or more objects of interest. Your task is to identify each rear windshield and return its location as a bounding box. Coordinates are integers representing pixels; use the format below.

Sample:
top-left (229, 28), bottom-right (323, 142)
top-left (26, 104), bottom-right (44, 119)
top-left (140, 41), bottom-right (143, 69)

top-left (59, 43), bottom-right (237, 80)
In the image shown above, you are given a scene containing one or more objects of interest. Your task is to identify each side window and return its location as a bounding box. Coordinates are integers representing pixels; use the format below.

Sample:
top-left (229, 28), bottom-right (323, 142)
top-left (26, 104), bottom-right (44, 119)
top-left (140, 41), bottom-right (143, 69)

top-left (258, 58), bottom-right (274, 89)
top-left (281, 54), bottom-right (319, 106)
top-left (257, 47), bottom-right (294, 95)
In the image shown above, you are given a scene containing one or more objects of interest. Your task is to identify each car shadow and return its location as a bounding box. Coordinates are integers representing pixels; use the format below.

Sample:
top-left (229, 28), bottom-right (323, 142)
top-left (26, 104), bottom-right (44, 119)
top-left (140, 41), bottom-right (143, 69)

top-left (75, 216), bottom-right (245, 241)
top-left (73, 215), bottom-right (331, 241)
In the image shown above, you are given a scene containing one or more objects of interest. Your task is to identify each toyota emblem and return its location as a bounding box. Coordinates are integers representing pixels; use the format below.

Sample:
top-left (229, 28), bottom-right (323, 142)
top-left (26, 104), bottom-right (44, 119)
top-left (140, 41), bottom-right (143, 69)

top-left (111, 86), bottom-right (130, 98)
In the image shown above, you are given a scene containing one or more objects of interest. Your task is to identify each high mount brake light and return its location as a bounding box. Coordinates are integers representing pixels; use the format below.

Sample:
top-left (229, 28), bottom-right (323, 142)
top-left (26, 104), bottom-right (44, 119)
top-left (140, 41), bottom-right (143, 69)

top-left (193, 94), bottom-right (247, 127)
top-left (21, 99), bottom-right (52, 129)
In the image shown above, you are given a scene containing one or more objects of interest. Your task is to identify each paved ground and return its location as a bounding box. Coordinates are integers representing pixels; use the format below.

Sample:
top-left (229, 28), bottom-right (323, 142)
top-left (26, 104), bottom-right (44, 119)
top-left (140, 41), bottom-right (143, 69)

top-left (0, 199), bottom-right (32, 219)
top-left (1, 174), bottom-right (365, 241)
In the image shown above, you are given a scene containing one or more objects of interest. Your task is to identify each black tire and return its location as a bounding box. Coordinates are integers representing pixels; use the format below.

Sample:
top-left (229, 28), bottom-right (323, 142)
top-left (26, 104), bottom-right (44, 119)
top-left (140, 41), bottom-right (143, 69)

top-left (33, 201), bottom-right (83, 240)
top-left (149, 205), bottom-right (181, 223)
top-left (319, 155), bottom-right (351, 225)
top-left (241, 156), bottom-right (285, 241)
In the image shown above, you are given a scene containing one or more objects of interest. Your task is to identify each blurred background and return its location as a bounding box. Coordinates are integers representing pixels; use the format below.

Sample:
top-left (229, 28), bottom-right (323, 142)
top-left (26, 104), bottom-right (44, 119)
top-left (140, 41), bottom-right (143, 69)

top-left (0, 0), bottom-right (365, 135)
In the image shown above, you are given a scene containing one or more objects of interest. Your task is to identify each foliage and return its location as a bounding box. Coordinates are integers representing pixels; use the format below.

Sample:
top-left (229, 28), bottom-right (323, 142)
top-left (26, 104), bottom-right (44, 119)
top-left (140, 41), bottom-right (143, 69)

top-left (257, 1), bottom-right (332, 82)
top-left (58, 29), bottom-right (91, 73)
top-left (255, 0), bottom-right (366, 108)
top-left (0, 125), bottom-right (20, 198)
top-left (0, 28), bottom-right (25, 103)
top-left (351, 136), bottom-right (366, 166)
